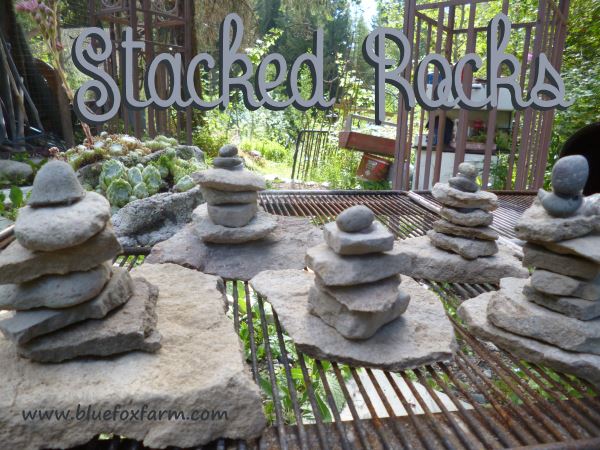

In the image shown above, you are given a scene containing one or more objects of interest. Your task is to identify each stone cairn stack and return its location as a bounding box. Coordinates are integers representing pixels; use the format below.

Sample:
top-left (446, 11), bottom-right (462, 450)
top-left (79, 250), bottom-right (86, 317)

top-left (0, 161), bottom-right (161, 363)
top-left (305, 205), bottom-right (410, 340)
top-left (193, 144), bottom-right (277, 243)
top-left (429, 162), bottom-right (500, 260)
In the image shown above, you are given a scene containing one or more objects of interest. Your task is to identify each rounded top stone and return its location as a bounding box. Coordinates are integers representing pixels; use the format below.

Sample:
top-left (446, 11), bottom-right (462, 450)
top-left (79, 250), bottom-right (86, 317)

top-left (28, 160), bottom-right (85, 207)
top-left (336, 205), bottom-right (375, 232)
top-left (457, 162), bottom-right (478, 179)
top-left (552, 155), bottom-right (589, 195)
top-left (219, 144), bottom-right (238, 158)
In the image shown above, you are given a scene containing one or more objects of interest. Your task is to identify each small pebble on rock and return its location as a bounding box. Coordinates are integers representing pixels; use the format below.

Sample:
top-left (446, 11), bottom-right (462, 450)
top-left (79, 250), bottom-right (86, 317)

top-left (336, 205), bottom-right (375, 233)
top-left (28, 161), bottom-right (85, 207)
top-left (219, 144), bottom-right (238, 158)
top-left (551, 155), bottom-right (589, 196)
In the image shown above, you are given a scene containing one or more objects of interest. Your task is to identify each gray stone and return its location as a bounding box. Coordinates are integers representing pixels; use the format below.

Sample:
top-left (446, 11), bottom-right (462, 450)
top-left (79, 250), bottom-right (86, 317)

top-left (250, 270), bottom-right (456, 371)
top-left (314, 274), bottom-right (402, 313)
top-left (428, 230), bottom-right (498, 260)
top-left (432, 219), bottom-right (499, 241)
top-left (323, 221), bottom-right (394, 255)
top-left (17, 278), bottom-right (161, 362)
top-left (193, 204), bottom-right (276, 243)
top-left (524, 283), bottom-right (600, 321)
top-left (0, 263), bottom-right (112, 310)
top-left (112, 186), bottom-right (203, 248)
top-left (0, 159), bottom-right (33, 185)
top-left (394, 235), bottom-right (528, 283)
top-left (531, 269), bottom-right (600, 300)
top-left (0, 216), bottom-right (13, 231)
top-left (175, 144), bottom-right (205, 163)
top-left (76, 161), bottom-right (103, 189)
top-left (487, 280), bottom-right (600, 355)
top-left (457, 162), bottom-right (478, 179)
top-left (213, 157), bottom-right (244, 170)
top-left (448, 176), bottom-right (479, 193)
top-left (0, 268), bottom-right (133, 345)
top-left (439, 206), bottom-right (493, 227)
top-left (219, 143), bottom-right (239, 157)
top-left (336, 205), bottom-right (375, 232)
top-left (28, 160), bottom-right (85, 207)
top-left (15, 192), bottom-right (110, 252)
top-left (306, 243), bottom-right (410, 286)
top-left (583, 193), bottom-right (600, 217)
top-left (458, 292), bottom-right (600, 388)
top-left (207, 202), bottom-right (258, 228)
top-left (0, 263), bottom-right (266, 449)
top-left (147, 216), bottom-right (322, 281)
top-left (308, 284), bottom-right (410, 340)
top-left (193, 168), bottom-right (266, 192)
top-left (0, 224), bottom-right (121, 284)
top-left (542, 234), bottom-right (600, 264)
top-left (432, 183), bottom-right (498, 211)
top-left (515, 199), bottom-right (599, 242)
top-left (538, 189), bottom-right (583, 218)
top-left (200, 186), bottom-right (258, 205)
top-left (522, 243), bottom-right (600, 280)
top-left (551, 155), bottom-right (589, 196)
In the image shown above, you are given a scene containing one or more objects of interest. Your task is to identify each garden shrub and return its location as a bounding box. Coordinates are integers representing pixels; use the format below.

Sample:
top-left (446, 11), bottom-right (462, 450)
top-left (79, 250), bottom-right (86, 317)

top-left (239, 138), bottom-right (290, 163)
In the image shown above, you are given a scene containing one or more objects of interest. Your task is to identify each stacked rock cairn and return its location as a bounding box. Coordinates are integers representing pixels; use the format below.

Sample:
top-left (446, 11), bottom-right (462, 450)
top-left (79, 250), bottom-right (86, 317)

top-left (305, 205), bottom-right (410, 340)
top-left (193, 144), bottom-right (277, 243)
top-left (429, 162), bottom-right (500, 260)
top-left (0, 161), bottom-right (161, 362)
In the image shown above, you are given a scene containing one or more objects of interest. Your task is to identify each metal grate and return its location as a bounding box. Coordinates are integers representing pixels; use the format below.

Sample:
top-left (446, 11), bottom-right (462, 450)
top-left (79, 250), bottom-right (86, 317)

top-left (50, 191), bottom-right (600, 449)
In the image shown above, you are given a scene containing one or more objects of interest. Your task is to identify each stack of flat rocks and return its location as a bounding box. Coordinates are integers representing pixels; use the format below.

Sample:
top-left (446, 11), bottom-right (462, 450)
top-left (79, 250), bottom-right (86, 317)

top-left (396, 162), bottom-right (527, 283)
top-left (193, 144), bottom-right (277, 243)
top-left (306, 205), bottom-right (410, 340)
top-left (459, 155), bottom-right (600, 387)
top-left (0, 161), bottom-right (161, 363)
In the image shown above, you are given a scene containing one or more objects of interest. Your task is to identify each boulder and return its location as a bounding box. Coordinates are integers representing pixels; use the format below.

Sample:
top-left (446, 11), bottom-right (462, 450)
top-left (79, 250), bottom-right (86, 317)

top-left (193, 168), bottom-right (266, 192)
top-left (428, 230), bottom-right (498, 260)
top-left (17, 278), bottom-right (161, 362)
top-left (439, 206), bottom-right (493, 227)
top-left (524, 283), bottom-right (600, 321)
top-left (0, 159), bottom-right (33, 185)
top-left (27, 161), bottom-right (85, 207)
top-left (0, 263), bottom-right (112, 310)
top-left (207, 202), bottom-right (258, 228)
top-left (0, 224), bottom-right (122, 284)
top-left (531, 269), bottom-right (600, 300)
top-left (250, 270), bottom-right (456, 371)
top-left (0, 263), bottom-right (266, 449)
top-left (432, 183), bottom-right (498, 211)
top-left (336, 205), bottom-right (375, 232)
top-left (199, 186), bottom-right (257, 205)
top-left (522, 243), bottom-right (600, 280)
top-left (15, 192), bottom-right (110, 252)
top-left (0, 269), bottom-right (133, 345)
top-left (323, 221), bottom-right (394, 255)
top-left (112, 186), bottom-right (203, 248)
top-left (306, 243), bottom-right (410, 286)
top-left (432, 219), bottom-right (499, 241)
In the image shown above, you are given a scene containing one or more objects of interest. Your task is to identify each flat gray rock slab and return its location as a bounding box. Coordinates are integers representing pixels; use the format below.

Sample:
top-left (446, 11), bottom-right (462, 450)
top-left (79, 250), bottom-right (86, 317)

top-left (0, 224), bottom-right (121, 284)
top-left (200, 186), bottom-right (257, 205)
top-left (0, 268), bottom-right (133, 345)
top-left (0, 263), bottom-right (266, 450)
top-left (487, 277), bottom-right (600, 355)
top-left (531, 269), bottom-right (600, 300)
top-left (515, 200), bottom-right (599, 242)
top-left (394, 235), bottom-right (528, 284)
top-left (523, 243), bottom-right (600, 280)
top-left (0, 263), bottom-right (112, 310)
top-left (524, 284), bottom-right (600, 321)
top-left (15, 192), bottom-right (110, 251)
top-left (458, 292), bottom-right (600, 388)
top-left (542, 234), bottom-right (600, 264)
top-left (428, 230), bottom-right (498, 260)
top-left (250, 269), bottom-right (456, 371)
top-left (323, 221), bottom-right (394, 255)
top-left (306, 243), bottom-right (410, 286)
top-left (193, 168), bottom-right (266, 191)
top-left (432, 219), bottom-right (499, 241)
top-left (147, 216), bottom-right (322, 281)
top-left (432, 183), bottom-right (498, 211)
top-left (17, 278), bottom-right (162, 362)
top-left (193, 204), bottom-right (277, 244)
top-left (439, 206), bottom-right (493, 227)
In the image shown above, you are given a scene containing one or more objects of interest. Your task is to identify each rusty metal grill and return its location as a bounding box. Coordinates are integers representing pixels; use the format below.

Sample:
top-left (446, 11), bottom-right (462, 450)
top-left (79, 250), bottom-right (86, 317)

top-left (29, 191), bottom-right (600, 450)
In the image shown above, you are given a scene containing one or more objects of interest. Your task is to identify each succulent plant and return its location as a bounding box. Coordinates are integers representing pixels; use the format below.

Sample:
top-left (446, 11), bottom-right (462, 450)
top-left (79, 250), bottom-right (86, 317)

top-left (173, 175), bottom-right (195, 192)
top-left (142, 165), bottom-right (162, 195)
top-left (99, 160), bottom-right (126, 191)
top-left (132, 182), bottom-right (149, 199)
top-left (106, 178), bottom-right (132, 207)
top-left (127, 167), bottom-right (143, 186)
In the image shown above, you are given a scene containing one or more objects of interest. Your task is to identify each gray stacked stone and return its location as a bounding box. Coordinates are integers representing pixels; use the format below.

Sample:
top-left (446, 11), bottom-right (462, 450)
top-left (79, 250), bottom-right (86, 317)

top-left (193, 144), bottom-right (276, 243)
top-left (305, 205), bottom-right (410, 340)
top-left (0, 161), bottom-right (161, 362)
top-left (430, 162), bottom-right (500, 260)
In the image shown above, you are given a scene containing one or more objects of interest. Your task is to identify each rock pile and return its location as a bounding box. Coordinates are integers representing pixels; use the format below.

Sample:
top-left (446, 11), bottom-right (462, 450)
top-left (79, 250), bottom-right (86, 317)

top-left (430, 162), bottom-right (500, 260)
top-left (0, 161), bottom-right (161, 362)
top-left (458, 155), bottom-right (600, 387)
top-left (193, 144), bottom-right (277, 243)
top-left (305, 205), bottom-right (411, 340)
